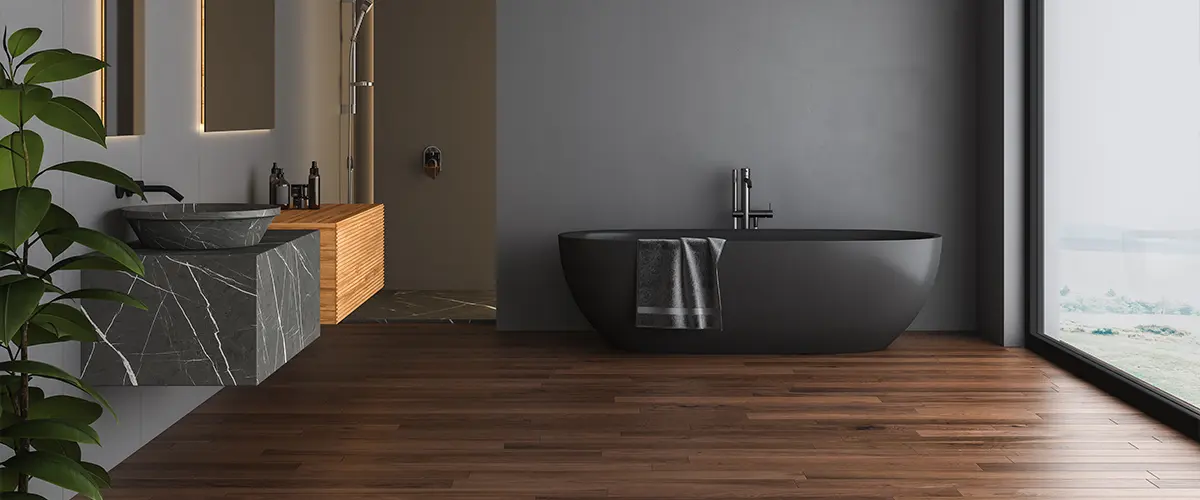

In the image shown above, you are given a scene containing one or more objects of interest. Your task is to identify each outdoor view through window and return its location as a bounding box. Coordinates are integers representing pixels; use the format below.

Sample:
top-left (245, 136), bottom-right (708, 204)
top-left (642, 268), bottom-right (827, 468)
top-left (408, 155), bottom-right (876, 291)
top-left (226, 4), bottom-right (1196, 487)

top-left (1044, 0), bottom-right (1200, 411)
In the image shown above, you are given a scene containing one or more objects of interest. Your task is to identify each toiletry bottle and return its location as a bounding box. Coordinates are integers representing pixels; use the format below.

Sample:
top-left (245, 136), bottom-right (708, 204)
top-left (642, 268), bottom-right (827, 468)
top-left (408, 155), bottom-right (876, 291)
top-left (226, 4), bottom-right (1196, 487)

top-left (308, 161), bottom-right (321, 209)
top-left (292, 184), bottom-right (309, 210)
top-left (268, 163), bottom-right (281, 206)
top-left (275, 167), bottom-right (292, 209)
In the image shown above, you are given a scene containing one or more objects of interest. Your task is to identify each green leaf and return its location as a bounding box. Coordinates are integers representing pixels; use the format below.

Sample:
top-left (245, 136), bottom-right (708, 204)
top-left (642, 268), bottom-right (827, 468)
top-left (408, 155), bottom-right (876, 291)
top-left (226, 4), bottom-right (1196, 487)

top-left (0, 277), bottom-right (45, 344)
top-left (5, 383), bottom-right (43, 402)
top-left (0, 263), bottom-right (50, 280)
top-left (7, 28), bottom-right (42, 58)
top-left (29, 395), bottom-right (103, 425)
top-left (32, 439), bottom-right (81, 462)
top-left (25, 323), bottom-right (64, 347)
top-left (43, 255), bottom-right (133, 276)
top-left (1, 452), bottom-right (104, 500)
top-left (34, 96), bottom-right (105, 147)
top-left (42, 227), bottom-right (143, 276)
top-left (0, 419), bottom-right (100, 445)
top-left (0, 187), bottom-right (50, 248)
top-left (36, 162), bottom-right (142, 201)
top-left (41, 280), bottom-right (64, 295)
top-left (0, 130), bottom-right (45, 189)
top-left (0, 361), bottom-right (112, 414)
top-left (35, 203), bottom-right (77, 257)
top-left (0, 85), bottom-right (53, 127)
top-left (0, 253), bottom-right (13, 267)
top-left (0, 143), bottom-right (19, 158)
top-left (17, 48), bottom-right (71, 69)
top-left (23, 52), bottom-right (105, 85)
top-left (0, 466), bottom-right (19, 492)
top-left (0, 374), bottom-right (22, 395)
top-left (80, 463), bottom-right (110, 489)
top-left (54, 289), bottom-right (145, 311)
top-left (31, 303), bottom-right (100, 343)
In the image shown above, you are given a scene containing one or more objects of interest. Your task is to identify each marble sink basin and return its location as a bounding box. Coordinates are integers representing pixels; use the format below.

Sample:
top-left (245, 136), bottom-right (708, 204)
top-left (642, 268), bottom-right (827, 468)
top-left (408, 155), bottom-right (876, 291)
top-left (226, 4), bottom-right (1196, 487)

top-left (122, 203), bottom-right (281, 250)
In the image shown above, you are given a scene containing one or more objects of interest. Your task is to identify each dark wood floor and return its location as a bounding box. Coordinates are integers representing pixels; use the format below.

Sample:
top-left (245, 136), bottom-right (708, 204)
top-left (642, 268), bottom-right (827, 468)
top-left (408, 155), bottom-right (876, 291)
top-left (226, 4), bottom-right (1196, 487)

top-left (97, 324), bottom-right (1200, 499)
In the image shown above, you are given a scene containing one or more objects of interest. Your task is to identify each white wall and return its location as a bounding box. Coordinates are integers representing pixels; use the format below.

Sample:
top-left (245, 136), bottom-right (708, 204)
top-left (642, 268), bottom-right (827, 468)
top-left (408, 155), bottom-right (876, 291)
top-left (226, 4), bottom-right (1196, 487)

top-left (0, 1), bottom-right (340, 497)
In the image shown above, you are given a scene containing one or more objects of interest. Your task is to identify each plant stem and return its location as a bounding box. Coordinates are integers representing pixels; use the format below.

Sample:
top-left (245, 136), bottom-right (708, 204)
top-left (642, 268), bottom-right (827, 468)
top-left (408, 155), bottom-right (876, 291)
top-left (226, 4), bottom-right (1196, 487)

top-left (13, 56), bottom-right (32, 494)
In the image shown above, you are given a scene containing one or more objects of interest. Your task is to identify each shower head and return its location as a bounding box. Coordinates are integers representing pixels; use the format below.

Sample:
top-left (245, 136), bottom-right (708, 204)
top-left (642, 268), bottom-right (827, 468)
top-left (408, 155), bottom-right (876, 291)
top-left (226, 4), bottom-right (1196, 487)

top-left (352, 0), bottom-right (374, 41)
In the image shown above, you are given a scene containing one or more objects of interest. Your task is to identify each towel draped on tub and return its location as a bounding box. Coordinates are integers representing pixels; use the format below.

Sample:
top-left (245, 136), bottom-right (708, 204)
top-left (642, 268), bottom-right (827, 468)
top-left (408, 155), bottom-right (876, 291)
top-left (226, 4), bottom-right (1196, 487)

top-left (635, 237), bottom-right (726, 330)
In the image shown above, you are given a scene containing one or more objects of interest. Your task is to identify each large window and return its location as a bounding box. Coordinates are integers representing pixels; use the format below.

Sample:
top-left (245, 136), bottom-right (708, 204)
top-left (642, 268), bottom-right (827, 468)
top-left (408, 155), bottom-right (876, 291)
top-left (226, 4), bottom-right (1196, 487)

top-left (1036, 0), bottom-right (1200, 415)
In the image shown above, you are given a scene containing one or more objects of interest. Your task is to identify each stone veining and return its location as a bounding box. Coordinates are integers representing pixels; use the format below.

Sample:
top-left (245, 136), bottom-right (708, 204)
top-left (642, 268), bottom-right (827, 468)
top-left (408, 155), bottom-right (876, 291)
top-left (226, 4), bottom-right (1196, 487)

top-left (80, 230), bottom-right (320, 386)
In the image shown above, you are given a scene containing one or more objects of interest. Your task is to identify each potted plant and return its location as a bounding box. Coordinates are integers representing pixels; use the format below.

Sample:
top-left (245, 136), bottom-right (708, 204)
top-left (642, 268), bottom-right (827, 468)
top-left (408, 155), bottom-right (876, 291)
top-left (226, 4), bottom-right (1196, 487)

top-left (0, 27), bottom-right (146, 499)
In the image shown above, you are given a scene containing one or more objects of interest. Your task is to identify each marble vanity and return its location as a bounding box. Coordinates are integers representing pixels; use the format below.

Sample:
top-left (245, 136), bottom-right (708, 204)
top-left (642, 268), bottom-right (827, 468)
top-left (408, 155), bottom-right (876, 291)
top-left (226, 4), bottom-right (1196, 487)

top-left (80, 230), bottom-right (320, 386)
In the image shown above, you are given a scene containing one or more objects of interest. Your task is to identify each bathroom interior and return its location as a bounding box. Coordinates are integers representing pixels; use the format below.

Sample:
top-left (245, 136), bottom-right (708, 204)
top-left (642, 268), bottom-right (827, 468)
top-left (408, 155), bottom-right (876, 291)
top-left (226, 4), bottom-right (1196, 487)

top-left (0, 0), bottom-right (1197, 499)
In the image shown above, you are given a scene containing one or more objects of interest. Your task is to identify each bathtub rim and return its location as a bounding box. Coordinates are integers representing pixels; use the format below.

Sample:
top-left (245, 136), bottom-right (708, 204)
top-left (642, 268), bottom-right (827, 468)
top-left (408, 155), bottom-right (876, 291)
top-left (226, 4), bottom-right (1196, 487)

top-left (559, 228), bottom-right (943, 242)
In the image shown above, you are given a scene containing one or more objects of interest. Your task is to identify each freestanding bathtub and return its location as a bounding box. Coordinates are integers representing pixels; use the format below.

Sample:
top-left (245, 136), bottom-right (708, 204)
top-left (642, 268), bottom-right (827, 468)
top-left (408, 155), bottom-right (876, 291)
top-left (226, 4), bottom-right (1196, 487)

top-left (559, 229), bottom-right (942, 354)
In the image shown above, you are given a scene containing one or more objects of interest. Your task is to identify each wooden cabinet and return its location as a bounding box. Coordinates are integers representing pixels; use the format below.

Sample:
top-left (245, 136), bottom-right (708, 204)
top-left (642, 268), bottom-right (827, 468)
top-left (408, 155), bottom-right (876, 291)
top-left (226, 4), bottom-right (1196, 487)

top-left (269, 204), bottom-right (384, 324)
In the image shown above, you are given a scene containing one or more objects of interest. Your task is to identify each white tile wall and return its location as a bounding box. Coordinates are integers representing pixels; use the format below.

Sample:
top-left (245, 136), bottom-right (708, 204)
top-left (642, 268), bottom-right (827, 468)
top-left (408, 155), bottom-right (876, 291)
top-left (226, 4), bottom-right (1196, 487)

top-left (0, 1), bottom-right (342, 497)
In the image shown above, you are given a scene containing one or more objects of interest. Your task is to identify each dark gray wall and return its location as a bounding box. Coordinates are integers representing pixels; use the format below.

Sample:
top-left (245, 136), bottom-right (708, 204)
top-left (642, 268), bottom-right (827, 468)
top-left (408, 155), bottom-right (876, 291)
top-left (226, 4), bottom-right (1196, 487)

top-left (497, 0), bottom-right (980, 331)
top-left (977, 0), bottom-right (1026, 347)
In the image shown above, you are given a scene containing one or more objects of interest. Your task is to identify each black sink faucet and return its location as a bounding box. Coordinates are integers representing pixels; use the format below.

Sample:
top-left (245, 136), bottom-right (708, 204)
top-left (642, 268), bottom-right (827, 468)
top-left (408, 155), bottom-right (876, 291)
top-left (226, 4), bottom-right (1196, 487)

top-left (116, 181), bottom-right (185, 202)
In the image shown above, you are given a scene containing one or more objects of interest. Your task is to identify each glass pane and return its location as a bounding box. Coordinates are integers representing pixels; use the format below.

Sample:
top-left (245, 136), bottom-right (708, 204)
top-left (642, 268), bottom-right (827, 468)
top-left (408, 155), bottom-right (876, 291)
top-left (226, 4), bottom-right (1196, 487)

top-left (1043, 0), bottom-right (1200, 411)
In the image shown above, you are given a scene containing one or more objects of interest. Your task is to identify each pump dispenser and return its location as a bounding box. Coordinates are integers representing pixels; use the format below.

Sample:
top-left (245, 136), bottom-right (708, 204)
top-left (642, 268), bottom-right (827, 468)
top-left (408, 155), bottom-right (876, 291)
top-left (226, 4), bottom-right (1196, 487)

top-left (308, 161), bottom-right (322, 209)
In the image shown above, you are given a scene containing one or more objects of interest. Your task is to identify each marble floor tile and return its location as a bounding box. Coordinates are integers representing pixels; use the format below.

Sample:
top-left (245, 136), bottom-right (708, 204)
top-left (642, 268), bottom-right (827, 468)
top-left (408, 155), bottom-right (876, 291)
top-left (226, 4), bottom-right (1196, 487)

top-left (343, 290), bottom-right (496, 323)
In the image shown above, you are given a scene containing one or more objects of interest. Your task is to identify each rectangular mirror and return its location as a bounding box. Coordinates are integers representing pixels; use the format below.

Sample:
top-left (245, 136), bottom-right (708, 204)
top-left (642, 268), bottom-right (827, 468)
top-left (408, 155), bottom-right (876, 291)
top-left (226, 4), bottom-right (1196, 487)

top-left (103, 0), bottom-right (145, 136)
top-left (202, 0), bottom-right (275, 132)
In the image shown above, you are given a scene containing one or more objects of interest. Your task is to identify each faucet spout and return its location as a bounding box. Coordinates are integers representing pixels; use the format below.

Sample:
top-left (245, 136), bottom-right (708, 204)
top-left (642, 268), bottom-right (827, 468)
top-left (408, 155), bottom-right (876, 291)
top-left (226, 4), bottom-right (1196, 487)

top-left (730, 168), bottom-right (772, 229)
top-left (117, 181), bottom-right (185, 202)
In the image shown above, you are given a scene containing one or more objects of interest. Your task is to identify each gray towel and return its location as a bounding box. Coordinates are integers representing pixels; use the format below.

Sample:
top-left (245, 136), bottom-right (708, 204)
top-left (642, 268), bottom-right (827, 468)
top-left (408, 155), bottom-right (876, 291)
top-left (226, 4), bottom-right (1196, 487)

top-left (635, 237), bottom-right (726, 330)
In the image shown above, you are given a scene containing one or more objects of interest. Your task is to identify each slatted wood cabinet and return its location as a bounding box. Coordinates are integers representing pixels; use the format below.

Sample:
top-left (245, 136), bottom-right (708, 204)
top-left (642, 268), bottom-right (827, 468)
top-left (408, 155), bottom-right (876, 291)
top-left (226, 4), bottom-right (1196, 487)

top-left (268, 204), bottom-right (384, 324)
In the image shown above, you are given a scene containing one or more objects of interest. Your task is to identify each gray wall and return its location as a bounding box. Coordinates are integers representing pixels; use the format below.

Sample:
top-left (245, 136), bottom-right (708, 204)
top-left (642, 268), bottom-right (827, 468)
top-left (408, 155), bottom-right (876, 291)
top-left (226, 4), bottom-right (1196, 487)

top-left (977, 0), bottom-right (1026, 347)
top-left (497, 0), bottom-right (980, 331)
top-left (1, 1), bottom-right (340, 497)
top-left (376, 0), bottom-right (497, 290)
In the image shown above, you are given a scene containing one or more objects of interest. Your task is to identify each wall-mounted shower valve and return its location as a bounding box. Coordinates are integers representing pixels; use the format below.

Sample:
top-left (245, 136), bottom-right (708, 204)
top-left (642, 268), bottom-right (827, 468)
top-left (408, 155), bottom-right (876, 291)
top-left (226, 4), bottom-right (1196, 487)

top-left (424, 146), bottom-right (443, 180)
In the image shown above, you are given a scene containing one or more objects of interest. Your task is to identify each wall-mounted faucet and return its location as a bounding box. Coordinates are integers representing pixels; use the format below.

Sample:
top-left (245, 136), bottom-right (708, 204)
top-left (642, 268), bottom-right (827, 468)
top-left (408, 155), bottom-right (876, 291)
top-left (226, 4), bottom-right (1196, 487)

top-left (731, 168), bottom-right (773, 229)
top-left (116, 181), bottom-right (185, 202)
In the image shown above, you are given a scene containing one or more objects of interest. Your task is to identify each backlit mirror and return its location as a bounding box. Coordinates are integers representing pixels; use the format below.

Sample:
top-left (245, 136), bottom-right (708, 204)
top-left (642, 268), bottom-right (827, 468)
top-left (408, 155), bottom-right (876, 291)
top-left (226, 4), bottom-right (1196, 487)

top-left (103, 0), bottom-right (144, 136)
top-left (202, 0), bottom-right (275, 132)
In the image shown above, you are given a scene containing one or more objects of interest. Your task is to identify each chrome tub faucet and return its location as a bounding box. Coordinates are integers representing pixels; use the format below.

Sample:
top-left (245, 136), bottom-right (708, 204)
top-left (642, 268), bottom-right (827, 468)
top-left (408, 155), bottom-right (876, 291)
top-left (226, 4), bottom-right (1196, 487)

top-left (731, 168), bottom-right (773, 229)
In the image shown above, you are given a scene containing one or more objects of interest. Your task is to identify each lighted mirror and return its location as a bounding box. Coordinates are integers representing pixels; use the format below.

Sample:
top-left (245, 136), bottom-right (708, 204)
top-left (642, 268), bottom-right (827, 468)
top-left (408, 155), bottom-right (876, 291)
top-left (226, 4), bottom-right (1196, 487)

top-left (202, 0), bottom-right (275, 132)
top-left (102, 0), bottom-right (145, 136)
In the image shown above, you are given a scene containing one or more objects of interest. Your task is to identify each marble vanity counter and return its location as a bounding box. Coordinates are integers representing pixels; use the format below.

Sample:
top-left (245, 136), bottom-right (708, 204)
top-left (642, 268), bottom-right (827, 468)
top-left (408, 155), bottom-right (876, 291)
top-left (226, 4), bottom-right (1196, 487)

top-left (80, 230), bottom-right (320, 386)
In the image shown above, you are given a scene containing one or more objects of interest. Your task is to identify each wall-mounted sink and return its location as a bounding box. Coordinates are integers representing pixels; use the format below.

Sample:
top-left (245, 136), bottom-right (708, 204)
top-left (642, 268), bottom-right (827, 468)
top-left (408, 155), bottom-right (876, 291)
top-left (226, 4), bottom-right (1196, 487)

top-left (122, 203), bottom-right (281, 250)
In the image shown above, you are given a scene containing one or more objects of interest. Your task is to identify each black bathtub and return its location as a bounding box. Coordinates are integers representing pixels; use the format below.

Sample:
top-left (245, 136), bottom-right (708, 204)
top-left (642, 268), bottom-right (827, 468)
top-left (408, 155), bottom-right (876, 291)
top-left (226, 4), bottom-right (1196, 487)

top-left (559, 229), bottom-right (942, 354)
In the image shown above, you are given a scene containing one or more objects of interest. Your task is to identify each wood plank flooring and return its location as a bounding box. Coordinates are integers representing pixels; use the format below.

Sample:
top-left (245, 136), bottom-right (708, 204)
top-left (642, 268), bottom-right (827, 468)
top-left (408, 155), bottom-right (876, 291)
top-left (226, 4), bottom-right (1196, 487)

top-left (96, 325), bottom-right (1200, 499)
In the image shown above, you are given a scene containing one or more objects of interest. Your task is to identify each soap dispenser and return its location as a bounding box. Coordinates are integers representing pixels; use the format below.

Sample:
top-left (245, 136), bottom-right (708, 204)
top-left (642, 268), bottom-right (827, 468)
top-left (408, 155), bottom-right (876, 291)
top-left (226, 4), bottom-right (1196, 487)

top-left (268, 163), bottom-right (281, 206)
top-left (308, 161), bottom-right (321, 209)
top-left (273, 164), bottom-right (291, 209)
